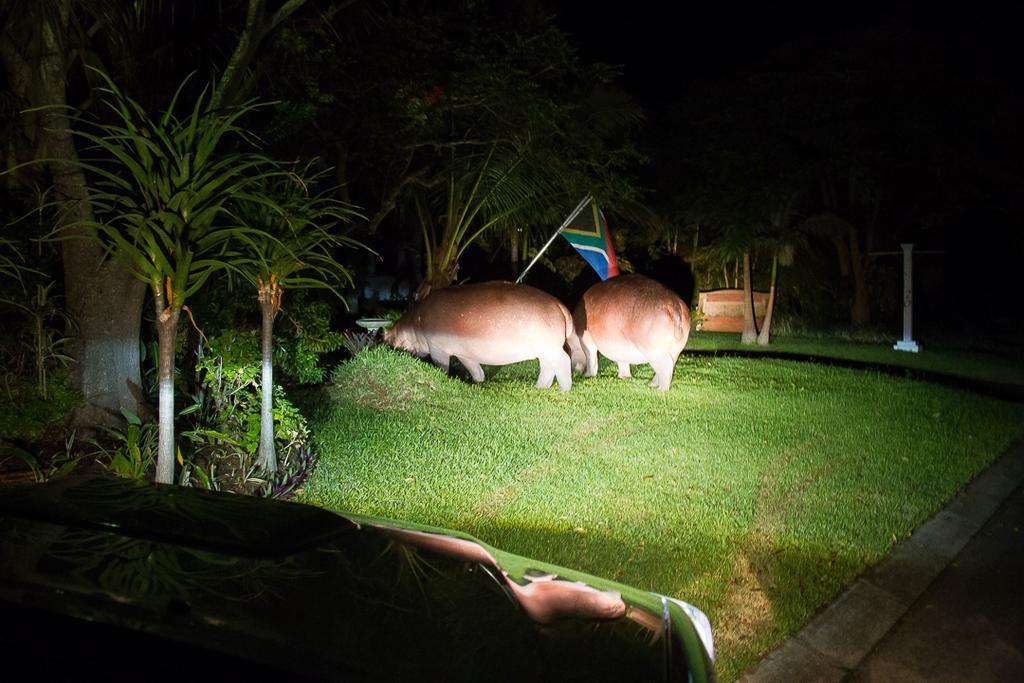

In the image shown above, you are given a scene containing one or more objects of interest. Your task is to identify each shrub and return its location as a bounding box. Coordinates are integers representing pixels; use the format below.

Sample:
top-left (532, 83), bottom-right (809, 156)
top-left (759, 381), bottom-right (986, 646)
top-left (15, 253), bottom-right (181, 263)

top-left (92, 410), bottom-right (157, 479)
top-left (0, 370), bottom-right (79, 442)
top-left (274, 295), bottom-right (347, 384)
top-left (327, 345), bottom-right (449, 411)
top-left (179, 332), bottom-right (312, 496)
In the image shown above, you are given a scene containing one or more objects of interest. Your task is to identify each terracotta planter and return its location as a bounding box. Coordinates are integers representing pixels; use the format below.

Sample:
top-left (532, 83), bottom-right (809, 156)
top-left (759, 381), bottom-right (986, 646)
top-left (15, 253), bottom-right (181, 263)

top-left (696, 289), bottom-right (768, 332)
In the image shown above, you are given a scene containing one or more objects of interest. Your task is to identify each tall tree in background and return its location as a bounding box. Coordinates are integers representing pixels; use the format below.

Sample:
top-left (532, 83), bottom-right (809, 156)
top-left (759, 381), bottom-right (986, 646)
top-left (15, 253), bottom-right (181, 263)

top-left (411, 141), bottom-right (553, 297)
top-left (210, 0), bottom-right (310, 111)
top-left (1, 2), bottom-right (148, 426)
top-left (259, 3), bottom-right (643, 291)
top-left (756, 192), bottom-right (801, 345)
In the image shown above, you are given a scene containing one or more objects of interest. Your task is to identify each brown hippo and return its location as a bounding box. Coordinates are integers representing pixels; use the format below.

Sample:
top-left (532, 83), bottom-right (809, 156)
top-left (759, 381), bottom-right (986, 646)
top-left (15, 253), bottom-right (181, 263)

top-left (384, 281), bottom-right (584, 391)
top-left (573, 274), bottom-right (691, 391)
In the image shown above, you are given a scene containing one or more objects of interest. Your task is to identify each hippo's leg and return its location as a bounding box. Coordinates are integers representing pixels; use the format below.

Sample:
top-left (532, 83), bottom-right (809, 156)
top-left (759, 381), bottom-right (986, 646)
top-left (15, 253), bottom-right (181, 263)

top-left (535, 363), bottom-right (554, 389)
top-left (648, 352), bottom-right (676, 391)
top-left (458, 358), bottom-right (486, 383)
top-left (538, 351), bottom-right (572, 391)
top-left (581, 331), bottom-right (599, 378)
top-left (429, 347), bottom-right (451, 373)
top-left (566, 334), bottom-right (587, 374)
top-left (616, 362), bottom-right (632, 379)
top-left (553, 351), bottom-right (572, 391)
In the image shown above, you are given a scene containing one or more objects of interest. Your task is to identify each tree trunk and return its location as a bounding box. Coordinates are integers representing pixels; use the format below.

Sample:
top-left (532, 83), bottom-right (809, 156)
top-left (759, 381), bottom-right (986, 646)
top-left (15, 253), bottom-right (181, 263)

top-left (415, 247), bottom-right (458, 300)
top-left (414, 271), bottom-right (453, 301)
top-left (3, 1), bottom-right (149, 429)
top-left (510, 228), bottom-right (520, 271)
top-left (69, 275), bottom-right (148, 427)
top-left (848, 228), bottom-right (871, 326)
top-left (741, 251), bottom-right (758, 344)
top-left (757, 250), bottom-right (779, 346)
top-left (257, 281), bottom-right (281, 474)
top-left (154, 295), bottom-right (181, 485)
top-left (210, 0), bottom-right (309, 110)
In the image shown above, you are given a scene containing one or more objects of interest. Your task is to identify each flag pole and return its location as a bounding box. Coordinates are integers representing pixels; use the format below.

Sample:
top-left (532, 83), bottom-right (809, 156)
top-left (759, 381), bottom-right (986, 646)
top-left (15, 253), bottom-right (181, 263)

top-left (515, 195), bottom-right (592, 284)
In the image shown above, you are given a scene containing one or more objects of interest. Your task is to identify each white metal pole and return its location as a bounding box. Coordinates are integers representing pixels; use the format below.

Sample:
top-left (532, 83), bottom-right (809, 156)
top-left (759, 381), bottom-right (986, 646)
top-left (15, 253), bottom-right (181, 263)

top-left (893, 242), bottom-right (921, 352)
top-left (515, 195), bottom-right (593, 284)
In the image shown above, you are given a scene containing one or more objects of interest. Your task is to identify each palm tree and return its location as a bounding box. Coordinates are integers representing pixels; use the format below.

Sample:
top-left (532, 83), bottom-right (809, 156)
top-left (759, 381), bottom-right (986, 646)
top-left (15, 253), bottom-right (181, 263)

top-left (756, 192), bottom-right (803, 346)
top-left (412, 140), bottom-right (560, 298)
top-left (70, 69), bottom-right (281, 484)
top-left (226, 166), bottom-right (364, 474)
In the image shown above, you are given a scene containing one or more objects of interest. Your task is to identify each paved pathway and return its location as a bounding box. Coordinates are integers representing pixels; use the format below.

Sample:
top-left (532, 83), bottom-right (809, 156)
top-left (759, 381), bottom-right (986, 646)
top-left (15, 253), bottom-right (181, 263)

top-left (738, 440), bottom-right (1024, 682)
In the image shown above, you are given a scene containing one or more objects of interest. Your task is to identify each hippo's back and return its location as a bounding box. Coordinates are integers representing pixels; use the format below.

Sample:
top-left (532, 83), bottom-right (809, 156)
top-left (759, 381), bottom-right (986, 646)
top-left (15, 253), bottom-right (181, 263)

top-left (576, 274), bottom-right (690, 362)
top-left (418, 282), bottom-right (567, 333)
top-left (415, 281), bottom-right (572, 364)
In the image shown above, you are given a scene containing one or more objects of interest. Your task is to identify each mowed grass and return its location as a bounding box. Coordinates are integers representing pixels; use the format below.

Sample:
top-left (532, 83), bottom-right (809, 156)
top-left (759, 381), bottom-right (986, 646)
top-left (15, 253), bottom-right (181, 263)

top-left (296, 346), bottom-right (1024, 681)
top-left (689, 331), bottom-right (1024, 386)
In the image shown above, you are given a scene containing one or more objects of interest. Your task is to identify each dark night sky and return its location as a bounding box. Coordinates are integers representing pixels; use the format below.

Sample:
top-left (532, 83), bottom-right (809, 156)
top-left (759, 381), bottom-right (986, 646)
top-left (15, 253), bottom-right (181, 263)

top-left (549, 1), bottom-right (1024, 331)
top-left (552, 2), bottom-right (1019, 104)
top-left (555, 2), bottom-right (855, 89)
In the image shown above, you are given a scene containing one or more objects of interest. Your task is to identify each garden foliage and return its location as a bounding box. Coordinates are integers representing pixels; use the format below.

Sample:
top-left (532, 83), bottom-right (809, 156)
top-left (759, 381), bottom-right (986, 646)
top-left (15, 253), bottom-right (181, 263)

top-left (177, 331), bottom-right (311, 494)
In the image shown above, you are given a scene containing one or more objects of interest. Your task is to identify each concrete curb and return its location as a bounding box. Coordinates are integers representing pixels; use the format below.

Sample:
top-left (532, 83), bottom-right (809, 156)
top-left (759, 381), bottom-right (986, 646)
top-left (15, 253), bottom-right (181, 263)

top-left (738, 439), bottom-right (1024, 682)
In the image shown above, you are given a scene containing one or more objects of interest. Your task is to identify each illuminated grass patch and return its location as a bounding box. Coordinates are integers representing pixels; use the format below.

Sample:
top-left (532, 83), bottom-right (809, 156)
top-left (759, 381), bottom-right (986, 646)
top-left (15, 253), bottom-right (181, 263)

top-left (689, 330), bottom-right (1024, 386)
top-left (297, 345), bottom-right (1024, 681)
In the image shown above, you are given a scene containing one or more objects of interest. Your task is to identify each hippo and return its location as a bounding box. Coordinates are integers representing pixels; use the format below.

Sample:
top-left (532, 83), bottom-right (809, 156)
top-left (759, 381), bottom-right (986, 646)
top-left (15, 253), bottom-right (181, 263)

top-left (384, 281), bottom-right (584, 391)
top-left (573, 274), bottom-right (691, 391)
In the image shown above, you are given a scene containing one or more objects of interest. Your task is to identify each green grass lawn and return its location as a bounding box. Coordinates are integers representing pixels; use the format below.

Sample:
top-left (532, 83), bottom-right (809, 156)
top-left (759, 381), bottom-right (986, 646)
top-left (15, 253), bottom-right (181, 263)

top-left (689, 330), bottom-right (1024, 386)
top-left (296, 345), bottom-right (1024, 681)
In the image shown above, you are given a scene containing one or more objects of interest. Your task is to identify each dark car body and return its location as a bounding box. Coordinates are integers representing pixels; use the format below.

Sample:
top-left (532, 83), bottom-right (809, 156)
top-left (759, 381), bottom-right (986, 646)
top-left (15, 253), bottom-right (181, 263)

top-left (0, 476), bottom-right (715, 681)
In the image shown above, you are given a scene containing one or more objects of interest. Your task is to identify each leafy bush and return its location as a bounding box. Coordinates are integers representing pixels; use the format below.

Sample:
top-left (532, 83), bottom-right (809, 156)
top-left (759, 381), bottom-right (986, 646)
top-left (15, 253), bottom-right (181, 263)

top-left (180, 332), bottom-right (312, 496)
top-left (92, 410), bottom-right (157, 479)
top-left (0, 370), bottom-right (79, 441)
top-left (193, 296), bottom-right (346, 386)
top-left (1, 245), bottom-right (76, 419)
top-left (342, 329), bottom-right (378, 355)
top-left (0, 430), bottom-right (83, 483)
top-left (4, 282), bottom-right (74, 400)
top-left (274, 295), bottom-right (346, 384)
top-left (171, 278), bottom-right (346, 386)
top-left (255, 444), bottom-right (319, 499)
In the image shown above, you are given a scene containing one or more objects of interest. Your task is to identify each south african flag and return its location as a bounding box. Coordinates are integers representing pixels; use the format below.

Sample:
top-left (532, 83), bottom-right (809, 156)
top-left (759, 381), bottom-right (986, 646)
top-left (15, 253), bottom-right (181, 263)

top-left (560, 198), bottom-right (620, 281)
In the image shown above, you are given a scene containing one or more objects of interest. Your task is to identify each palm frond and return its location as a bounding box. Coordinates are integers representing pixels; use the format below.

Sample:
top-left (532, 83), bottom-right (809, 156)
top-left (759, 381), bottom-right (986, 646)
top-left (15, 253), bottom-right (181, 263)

top-left (223, 162), bottom-right (367, 304)
top-left (66, 68), bottom-right (285, 307)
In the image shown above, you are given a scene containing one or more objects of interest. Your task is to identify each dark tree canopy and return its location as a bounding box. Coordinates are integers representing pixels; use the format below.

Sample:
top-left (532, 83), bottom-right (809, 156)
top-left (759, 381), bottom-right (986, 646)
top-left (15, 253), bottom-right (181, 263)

top-left (1, 0), bottom-right (1022, 445)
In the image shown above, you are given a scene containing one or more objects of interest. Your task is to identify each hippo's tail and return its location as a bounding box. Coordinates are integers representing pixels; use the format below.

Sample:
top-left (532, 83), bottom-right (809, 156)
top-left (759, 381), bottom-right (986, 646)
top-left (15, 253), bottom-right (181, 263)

top-left (560, 303), bottom-right (586, 372)
top-left (670, 300), bottom-right (692, 348)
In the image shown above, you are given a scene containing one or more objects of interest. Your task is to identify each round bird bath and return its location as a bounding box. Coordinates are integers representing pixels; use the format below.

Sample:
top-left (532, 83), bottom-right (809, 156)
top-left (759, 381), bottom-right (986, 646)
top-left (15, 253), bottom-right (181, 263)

top-left (355, 318), bottom-right (393, 332)
top-left (355, 318), bottom-right (394, 345)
